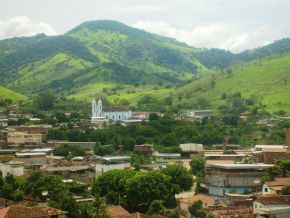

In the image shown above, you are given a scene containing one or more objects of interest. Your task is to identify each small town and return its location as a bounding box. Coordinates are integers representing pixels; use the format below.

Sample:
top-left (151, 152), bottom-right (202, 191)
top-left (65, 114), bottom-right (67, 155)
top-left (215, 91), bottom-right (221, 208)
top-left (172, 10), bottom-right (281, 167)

top-left (1, 1), bottom-right (290, 217)
top-left (0, 96), bottom-right (290, 218)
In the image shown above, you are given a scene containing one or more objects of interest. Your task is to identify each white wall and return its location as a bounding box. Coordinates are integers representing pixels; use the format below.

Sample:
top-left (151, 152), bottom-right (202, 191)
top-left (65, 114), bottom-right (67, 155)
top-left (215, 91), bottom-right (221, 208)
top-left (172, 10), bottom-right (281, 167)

top-left (0, 163), bottom-right (24, 178)
top-left (95, 163), bottom-right (131, 173)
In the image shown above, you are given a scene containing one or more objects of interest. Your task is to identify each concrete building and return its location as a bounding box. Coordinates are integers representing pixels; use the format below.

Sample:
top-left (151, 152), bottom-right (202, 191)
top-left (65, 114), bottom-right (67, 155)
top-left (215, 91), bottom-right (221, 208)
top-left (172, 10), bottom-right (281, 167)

top-left (15, 152), bottom-right (47, 166)
top-left (0, 119), bottom-right (8, 127)
top-left (14, 125), bottom-right (51, 135)
top-left (7, 131), bottom-right (44, 144)
top-left (206, 164), bottom-right (274, 197)
top-left (262, 178), bottom-right (290, 196)
top-left (44, 166), bottom-right (94, 183)
top-left (253, 147), bottom-right (289, 164)
top-left (179, 143), bottom-right (203, 158)
top-left (0, 161), bottom-right (24, 178)
top-left (204, 153), bottom-right (249, 162)
top-left (153, 153), bottom-right (181, 163)
top-left (187, 110), bottom-right (213, 118)
top-left (95, 156), bottom-right (131, 173)
top-left (254, 195), bottom-right (290, 218)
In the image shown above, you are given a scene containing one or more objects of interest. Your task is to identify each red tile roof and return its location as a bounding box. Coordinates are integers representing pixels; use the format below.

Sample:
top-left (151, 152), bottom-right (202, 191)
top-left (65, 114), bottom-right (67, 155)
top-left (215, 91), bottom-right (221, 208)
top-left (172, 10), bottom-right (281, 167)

top-left (265, 177), bottom-right (290, 187)
top-left (0, 205), bottom-right (67, 218)
top-left (256, 195), bottom-right (290, 205)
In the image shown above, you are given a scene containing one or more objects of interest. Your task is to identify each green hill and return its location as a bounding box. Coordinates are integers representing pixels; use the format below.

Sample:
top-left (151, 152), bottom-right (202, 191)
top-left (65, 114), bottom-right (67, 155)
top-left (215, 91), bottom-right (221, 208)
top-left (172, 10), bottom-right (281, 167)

top-left (193, 38), bottom-right (290, 68)
top-left (0, 20), bottom-right (208, 101)
top-left (0, 20), bottom-right (290, 109)
top-left (0, 86), bottom-right (27, 102)
top-left (170, 52), bottom-right (290, 113)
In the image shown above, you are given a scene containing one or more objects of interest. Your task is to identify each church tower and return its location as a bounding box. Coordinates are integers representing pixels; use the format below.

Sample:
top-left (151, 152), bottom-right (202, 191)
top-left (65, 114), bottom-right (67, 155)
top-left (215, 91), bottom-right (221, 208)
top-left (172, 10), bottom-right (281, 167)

top-left (97, 99), bottom-right (103, 117)
top-left (92, 99), bottom-right (97, 118)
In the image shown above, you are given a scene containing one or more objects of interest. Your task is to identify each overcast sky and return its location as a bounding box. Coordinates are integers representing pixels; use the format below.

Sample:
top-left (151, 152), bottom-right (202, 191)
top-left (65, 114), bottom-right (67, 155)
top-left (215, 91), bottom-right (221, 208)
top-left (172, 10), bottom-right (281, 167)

top-left (1, 0), bottom-right (290, 53)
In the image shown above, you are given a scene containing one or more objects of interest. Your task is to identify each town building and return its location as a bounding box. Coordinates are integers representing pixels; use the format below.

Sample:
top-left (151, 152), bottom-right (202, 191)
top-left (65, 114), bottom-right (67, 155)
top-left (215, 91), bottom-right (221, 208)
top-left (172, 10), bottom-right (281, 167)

top-left (14, 125), bottom-right (51, 135)
top-left (262, 177), bottom-right (290, 196)
top-left (92, 99), bottom-right (132, 122)
top-left (95, 156), bottom-right (131, 173)
top-left (253, 147), bottom-right (289, 164)
top-left (0, 118), bottom-right (8, 127)
top-left (15, 152), bottom-right (47, 166)
top-left (253, 195), bottom-right (290, 218)
top-left (179, 143), bottom-right (203, 158)
top-left (0, 160), bottom-right (24, 178)
top-left (153, 153), bottom-right (181, 163)
top-left (187, 110), bottom-right (213, 118)
top-left (43, 166), bottom-right (94, 183)
top-left (204, 153), bottom-right (250, 163)
top-left (7, 131), bottom-right (44, 145)
top-left (206, 164), bottom-right (274, 197)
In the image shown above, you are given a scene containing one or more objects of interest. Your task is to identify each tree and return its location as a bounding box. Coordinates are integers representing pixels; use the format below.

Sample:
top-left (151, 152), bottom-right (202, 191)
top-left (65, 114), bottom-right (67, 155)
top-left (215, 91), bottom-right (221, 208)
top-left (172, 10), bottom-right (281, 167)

top-left (282, 185), bottom-right (290, 195)
top-left (36, 91), bottom-right (55, 110)
top-left (147, 200), bottom-right (166, 215)
top-left (162, 164), bottom-right (193, 194)
top-left (149, 113), bottom-right (159, 121)
top-left (188, 200), bottom-right (206, 218)
top-left (125, 171), bottom-right (174, 209)
top-left (190, 156), bottom-right (206, 178)
top-left (92, 170), bottom-right (136, 204)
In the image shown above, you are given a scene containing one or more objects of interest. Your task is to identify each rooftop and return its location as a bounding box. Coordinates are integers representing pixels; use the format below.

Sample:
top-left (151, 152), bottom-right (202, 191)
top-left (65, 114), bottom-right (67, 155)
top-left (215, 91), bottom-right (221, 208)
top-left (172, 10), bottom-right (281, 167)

top-left (94, 156), bottom-right (131, 161)
top-left (265, 177), bottom-right (290, 188)
top-left (154, 153), bottom-right (181, 157)
top-left (204, 154), bottom-right (247, 157)
top-left (45, 166), bottom-right (90, 172)
top-left (256, 195), bottom-right (290, 205)
top-left (16, 152), bottom-right (46, 157)
top-left (0, 205), bottom-right (67, 218)
top-left (209, 163), bottom-right (274, 169)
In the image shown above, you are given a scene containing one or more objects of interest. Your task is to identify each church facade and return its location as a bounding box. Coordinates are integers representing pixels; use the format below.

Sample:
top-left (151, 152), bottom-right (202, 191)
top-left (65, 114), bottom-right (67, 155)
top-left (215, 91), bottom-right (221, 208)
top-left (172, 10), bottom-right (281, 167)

top-left (92, 99), bottom-right (132, 121)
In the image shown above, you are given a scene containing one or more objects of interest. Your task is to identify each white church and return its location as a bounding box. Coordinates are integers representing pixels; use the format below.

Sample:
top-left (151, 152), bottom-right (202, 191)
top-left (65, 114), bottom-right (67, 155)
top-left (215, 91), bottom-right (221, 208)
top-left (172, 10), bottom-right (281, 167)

top-left (91, 99), bottom-right (132, 121)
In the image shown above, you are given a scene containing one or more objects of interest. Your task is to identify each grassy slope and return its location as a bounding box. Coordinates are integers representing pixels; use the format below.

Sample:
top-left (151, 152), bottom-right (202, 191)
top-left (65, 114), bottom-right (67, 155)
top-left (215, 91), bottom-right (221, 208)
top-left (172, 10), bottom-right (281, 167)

top-left (172, 53), bottom-right (290, 113)
top-left (7, 53), bottom-right (93, 93)
top-left (0, 86), bottom-right (27, 102)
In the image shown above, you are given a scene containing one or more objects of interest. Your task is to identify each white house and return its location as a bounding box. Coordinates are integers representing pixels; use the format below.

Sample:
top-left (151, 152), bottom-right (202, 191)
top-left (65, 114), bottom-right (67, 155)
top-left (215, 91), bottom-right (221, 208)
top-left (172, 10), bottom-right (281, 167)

top-left (0, 161), bottom-right (24, 178)
top-left (253, 195), bottom-right (290, 218)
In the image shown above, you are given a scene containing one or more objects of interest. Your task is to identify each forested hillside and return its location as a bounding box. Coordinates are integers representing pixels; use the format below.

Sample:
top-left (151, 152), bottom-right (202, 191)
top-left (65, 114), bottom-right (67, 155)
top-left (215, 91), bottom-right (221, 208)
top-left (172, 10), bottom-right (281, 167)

top-left (168, 52), bottom-right (290, 113)
top-left (0, 20), bottom-right (290, 111)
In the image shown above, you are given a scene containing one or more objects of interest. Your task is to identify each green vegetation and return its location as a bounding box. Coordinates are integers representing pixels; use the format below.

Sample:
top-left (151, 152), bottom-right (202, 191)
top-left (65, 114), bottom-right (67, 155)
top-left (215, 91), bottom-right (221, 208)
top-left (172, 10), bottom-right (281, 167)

top-left (0, 86), bottom-right (27, 102)
top-left (170, 52), bottom-right (290, 113)
top-left (92, 167), bottom-right (190, 211)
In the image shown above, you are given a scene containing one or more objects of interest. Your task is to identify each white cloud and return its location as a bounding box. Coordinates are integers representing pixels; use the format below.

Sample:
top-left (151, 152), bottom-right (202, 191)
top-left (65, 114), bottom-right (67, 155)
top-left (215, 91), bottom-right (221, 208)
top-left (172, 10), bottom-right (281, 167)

top-left (133, 21), bottom-right (283, 53)
top-left (0, 16), bottom-right (57, 39)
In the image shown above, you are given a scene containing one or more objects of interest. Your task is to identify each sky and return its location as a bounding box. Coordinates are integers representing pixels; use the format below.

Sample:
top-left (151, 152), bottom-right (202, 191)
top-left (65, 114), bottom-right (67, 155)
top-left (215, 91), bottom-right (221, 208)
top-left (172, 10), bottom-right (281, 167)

top-left (1, 0), bottom-right (290, 53)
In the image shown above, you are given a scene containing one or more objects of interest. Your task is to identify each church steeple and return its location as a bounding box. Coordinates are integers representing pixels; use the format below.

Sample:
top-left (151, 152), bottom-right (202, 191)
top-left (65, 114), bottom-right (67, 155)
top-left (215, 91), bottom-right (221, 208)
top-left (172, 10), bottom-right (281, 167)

top-left (92, 99), bottom-right (97, 118)
top-left (97, 99), bottom-right (102, 117)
